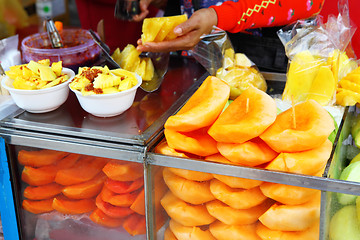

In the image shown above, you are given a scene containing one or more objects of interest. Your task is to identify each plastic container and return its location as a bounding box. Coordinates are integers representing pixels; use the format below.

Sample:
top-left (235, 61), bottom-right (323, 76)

top-left (21, 29), bottom-right (101, 71)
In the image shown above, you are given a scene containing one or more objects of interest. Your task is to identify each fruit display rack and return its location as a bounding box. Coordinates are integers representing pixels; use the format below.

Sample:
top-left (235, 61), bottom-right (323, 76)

top-left (0, 56), bottom-right (359, 240)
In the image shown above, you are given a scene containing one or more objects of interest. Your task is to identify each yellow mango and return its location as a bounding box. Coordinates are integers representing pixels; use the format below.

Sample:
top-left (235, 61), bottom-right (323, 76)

top-left (336, 88), bottom-right (360, 106)
top-left (283, 50), bottom-right (323, 103)
top-left (307, 66), bottom-right (336, 105)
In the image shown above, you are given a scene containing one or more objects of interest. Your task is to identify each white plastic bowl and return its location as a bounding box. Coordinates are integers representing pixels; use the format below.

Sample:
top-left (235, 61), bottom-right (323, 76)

top-left (70, 74), bottom-right (142, 117)
top-left (1, 68), bottom-right (75, 113)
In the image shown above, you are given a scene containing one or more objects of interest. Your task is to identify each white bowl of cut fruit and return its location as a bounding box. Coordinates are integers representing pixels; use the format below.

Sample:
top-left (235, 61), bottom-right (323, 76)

top-left (1, 59), bottom-right (75, 113)
top-left (69, 66), bottom-right (142, 117)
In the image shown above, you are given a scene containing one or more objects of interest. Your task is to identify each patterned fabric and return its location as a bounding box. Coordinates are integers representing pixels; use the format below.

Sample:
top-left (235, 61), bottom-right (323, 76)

top-left (210, 0), bottom-right (324, 33)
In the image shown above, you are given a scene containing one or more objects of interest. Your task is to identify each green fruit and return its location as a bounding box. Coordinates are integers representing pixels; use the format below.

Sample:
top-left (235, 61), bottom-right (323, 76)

top-left (329, 205), bottom-right (360, 240)
top-left (351, 115), bottom-right (360, 148)
top-left (337, 161), bottom-right (360, 205)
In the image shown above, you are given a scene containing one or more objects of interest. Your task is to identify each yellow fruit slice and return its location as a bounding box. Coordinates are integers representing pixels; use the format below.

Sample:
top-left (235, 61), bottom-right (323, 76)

top-left (306, 66), bottom-right (336, 106)
top-left (141, 17), bottom-right (166, 43)
top-left (169, 219), bottom-right (216, 240)
top-left (163, 15), bottom-right (188, 41)
top-left (283, 50), bottom-right (323, 103)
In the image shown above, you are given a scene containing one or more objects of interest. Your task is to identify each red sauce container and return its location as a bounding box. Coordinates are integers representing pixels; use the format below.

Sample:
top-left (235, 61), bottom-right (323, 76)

top-left (21, 29), bottom-right (101, 71)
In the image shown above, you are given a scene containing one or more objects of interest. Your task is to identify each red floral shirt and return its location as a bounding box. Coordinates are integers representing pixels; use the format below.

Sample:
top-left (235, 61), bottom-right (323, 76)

top-left (210, 0), bottom-right (324, 33)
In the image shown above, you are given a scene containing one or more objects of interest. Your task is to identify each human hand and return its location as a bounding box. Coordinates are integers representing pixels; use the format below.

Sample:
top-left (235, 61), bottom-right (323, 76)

top-left (136, 8), bottom-right (218, 52)
top-left (132, 0), bottom-right (167, 22)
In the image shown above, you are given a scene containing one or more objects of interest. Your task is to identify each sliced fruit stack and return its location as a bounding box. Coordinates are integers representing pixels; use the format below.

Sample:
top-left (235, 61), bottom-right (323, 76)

top-left (158, 76), bottom-right (335, 239)
top-left (282, 49), bottom-right (358, 106)
top-left (20, 150), bottom-right (108, 215)
top-left (19, 150), bottom-right (166, 237)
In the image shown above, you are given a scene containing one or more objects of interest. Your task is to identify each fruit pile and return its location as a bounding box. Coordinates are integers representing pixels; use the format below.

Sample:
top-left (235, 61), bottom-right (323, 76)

top-left (157, 76), bottom-right (335, 239)
top-left (282, 49), bottom-right (358, 106)
top-left (18, 150), bottom-right (166, 237)
top-left (112, 44), bottom-right (156, 81)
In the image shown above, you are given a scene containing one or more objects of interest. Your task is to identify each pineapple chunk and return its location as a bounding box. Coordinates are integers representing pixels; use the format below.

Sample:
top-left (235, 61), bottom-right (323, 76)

top-left (38, 65), bottom-right (57, 81)
top-left (51, 61), bottom-right (63, 77)
top-left (143, 58), bottom-right (155, 81)
top-left (141, 17), bottom-right (166, 43)
top-left (234, 53), bottom-right (252, 68)
top-left (118, 78), bottom-right (133, 91)
top-left (135, 59), bottom-right (147, 80)
top-left (163, 15), bottom-right (188, 41)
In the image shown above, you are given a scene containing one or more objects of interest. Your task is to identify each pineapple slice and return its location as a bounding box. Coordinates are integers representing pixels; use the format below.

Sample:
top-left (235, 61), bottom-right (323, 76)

top-left (38, 65), bottom-right (57, 81)
top-left (135, 59), bottom-right (147, 80)
top-left (141, 18), bottom-right (166, 43)
top-left (143, 58), bottom-right (155, 81)
top-left (51, 61), bottom-right (63, 77)
top-left (141, 14), bottom-right (187, 43)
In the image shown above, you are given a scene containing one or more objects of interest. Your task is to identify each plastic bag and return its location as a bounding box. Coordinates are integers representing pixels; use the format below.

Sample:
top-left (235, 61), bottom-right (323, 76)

top-left (191, 27), bottom-right (267, 100)
top-left (278, 0), bottom-right (358, 106)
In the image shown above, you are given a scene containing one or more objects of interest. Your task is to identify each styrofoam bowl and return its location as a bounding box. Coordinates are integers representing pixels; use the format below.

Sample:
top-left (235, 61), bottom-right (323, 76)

top-left (70, 74), bottom-right (142, 117)
top-left (1, 68), bottom-right (75, 113)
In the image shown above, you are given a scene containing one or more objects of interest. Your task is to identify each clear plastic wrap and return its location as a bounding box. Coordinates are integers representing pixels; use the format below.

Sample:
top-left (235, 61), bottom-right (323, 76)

top-left (191, 27), bottom-right (267, 100)
top-left (278, 0), bottom-right (358, 106)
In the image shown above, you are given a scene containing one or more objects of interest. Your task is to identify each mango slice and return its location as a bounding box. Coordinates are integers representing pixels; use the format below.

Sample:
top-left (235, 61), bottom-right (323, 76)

top-left (306, 66), bottom-right (336, 105)
top-left (164, 76), bottom-right (230, 132)
top-left (208, 85), bottom-right (277, 144)
top-left (164, 227), bottom-right (177, 240)
top-left (212, 173), bottom-right (263, 189)
top-left (260, 100), bottom-right (334, 152)
top-left (167, 167), bottom-right (213, 182)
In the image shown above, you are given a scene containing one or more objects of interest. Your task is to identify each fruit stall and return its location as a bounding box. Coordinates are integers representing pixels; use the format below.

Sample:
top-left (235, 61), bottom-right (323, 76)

top-left (2, 11), bottom-right (360, 240)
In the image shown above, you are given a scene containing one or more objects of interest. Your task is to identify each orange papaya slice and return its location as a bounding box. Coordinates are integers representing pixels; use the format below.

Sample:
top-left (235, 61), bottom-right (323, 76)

top-left (18, 149), bottom-right (68, 167)
top-left (123, 213), bottom-right (146, 236)
top-left (62, 172), bottom-right (107, 199)
top-left (206, 199), bottom-right (274, 225)
top-left (165, 127), bottom-right (219, 157)
top-left (55, 156), bottom-right (108, 185)
top-left (256, 221), bottom-right (320, 240)
top-left (260, 182), bottom-right (320, 205)
top-left (164, 76), bottom-right (230, 132)
top-left (209, 221), bottom-right (261, 240)
top-left (22, 165), bottom-right (58, 186)
top-left (21, 153), bottom-right (80, 186)
top-left (164, 227), bottom-right (177, 240)
top-left (104, 177), bottom-right (144, 194)
top-left (167, 167), bottom-right (213, 181)
top-left (208, 85), bottom-right (277, 144)
top-left (52, 196), bottom-right (96, 214)
top-left (210, 179), bottom-right (267, 209)
top-left (24, 183), bottom-right (63, 200)
top-left (160, 191), bottom-right (216, 227)
top-left (95, 195), bottom-right (134, 218)
top-left (102, 160), bottom-right (143, 182)
top-left (100, 185), bottom-right (141, 207)
top-left (163, 167), bottom-right (215, 204)
top-left (130, 188), bottom-right (145, 215)
top-left (260, 100), bottom-right (335, 152)
top-left (217, 137), bottom-right (278, 166)
top-left (258, 192), bottom-right (320, 231)
top-left (169, 219), bottom-right (216, 240)
top-left (265, 139), bottom-right (332, 175)
top-left (90, 208), bottom-right (124, 228)
top-left (22, 198), bottom-right (54, 214)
